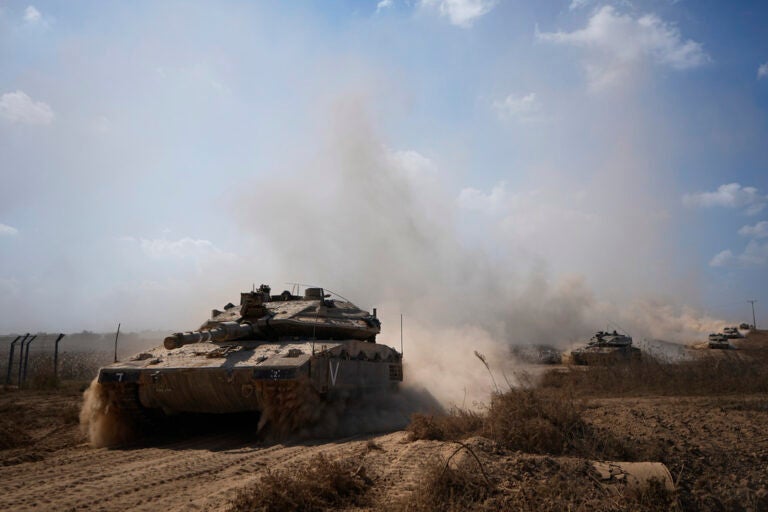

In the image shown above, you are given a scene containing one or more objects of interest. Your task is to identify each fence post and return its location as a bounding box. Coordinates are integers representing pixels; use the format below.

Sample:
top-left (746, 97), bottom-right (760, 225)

top-left (53, 333), bottom-right (65, 383)
top-left (5, 335), bottom-right (24, 385)
top-left (22, 335), bottom-right (39, 387)
top-left (18, 335), bottom-right (36, 387)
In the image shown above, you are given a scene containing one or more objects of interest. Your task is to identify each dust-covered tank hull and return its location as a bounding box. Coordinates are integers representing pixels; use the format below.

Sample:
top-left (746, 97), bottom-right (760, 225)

top-left (92, 285), bottom-right (402, 436)
top-left (570, 331), bottom-right (641, 366)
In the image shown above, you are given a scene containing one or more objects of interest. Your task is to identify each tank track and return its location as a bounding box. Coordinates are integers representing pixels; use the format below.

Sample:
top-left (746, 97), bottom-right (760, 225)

top-left (111, 383), bottom-right (159, 432)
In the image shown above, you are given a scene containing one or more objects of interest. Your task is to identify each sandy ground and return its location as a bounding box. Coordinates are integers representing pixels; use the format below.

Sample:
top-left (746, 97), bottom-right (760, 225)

top-left (1, 388), bottom-right (767, 510)
top-left (1, 331), bottom-right (767, 510)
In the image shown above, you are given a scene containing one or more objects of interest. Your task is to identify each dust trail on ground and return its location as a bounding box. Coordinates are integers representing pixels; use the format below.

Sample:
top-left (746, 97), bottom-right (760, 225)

top-left (79, 379), bottom-right (135, 448)
top-left (259, 381), bottom-right (442, 440)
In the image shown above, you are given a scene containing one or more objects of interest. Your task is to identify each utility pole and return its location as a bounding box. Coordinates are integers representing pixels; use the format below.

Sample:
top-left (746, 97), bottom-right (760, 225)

top-left (747, 300), bottom-right (757, 329)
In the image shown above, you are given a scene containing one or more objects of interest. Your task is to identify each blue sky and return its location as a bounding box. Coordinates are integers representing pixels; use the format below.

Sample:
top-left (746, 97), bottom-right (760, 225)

top-left (1, 0), bottom-right (767, 337)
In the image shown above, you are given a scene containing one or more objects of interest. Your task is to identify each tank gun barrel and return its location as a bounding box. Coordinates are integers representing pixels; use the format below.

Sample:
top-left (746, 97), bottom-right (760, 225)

top-left (164, 321), bottom-right (258, 350)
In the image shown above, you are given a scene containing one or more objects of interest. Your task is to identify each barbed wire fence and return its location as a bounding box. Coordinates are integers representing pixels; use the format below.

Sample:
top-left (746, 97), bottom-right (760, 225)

top-left (0, 331), bottom-right (155, 388)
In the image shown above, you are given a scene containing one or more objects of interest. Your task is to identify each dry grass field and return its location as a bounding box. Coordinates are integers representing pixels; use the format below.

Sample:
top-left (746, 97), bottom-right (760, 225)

top-left (1, 331), bottom-right (767, 511)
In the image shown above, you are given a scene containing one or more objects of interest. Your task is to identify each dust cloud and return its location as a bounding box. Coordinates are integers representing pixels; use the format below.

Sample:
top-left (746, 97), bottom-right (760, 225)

top-left (261, 384), bottom-right (444, 440)
top-left (237, 97), bottom-right (723, 407)
top-left (80, 379), bottom-right (136, 448)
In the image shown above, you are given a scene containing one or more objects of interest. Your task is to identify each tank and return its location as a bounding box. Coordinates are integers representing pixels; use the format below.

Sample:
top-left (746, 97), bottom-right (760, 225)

top-left (510, 344), bottom-right (563, 365)
top-left (92, 284), bottom-right (403, 435)
top-left (707, 333), bottom-right (731, 349)
top-left (570, 330), bottom-right (641, 365)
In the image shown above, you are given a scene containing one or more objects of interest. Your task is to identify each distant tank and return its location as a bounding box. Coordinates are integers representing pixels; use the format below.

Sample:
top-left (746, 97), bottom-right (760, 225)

top-left (570, 330), bottom-right (641, 365)
top-left (722, 327), bottom-right (743, 339)
top-left (93, 284), bottom-right (403, 435)
top-left (707, 333), bottom-right (731, 349)
top-left (511, 344), bottom-right (563, 365)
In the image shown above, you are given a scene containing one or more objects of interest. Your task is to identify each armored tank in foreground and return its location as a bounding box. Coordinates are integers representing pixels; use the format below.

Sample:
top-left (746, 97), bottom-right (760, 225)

top-left (94, 285), bottom-right (403, 435)
top-left (570, 330), bottom-right (641, 365)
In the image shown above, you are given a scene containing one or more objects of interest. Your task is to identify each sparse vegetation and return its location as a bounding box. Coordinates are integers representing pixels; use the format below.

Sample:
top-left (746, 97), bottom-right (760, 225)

top-left (409, 388), bottom-right (635, 460)
top-left (387, 455), bottom-right (494, 512)
top-left (541, 352), bottom-right (768, 397)
top-left (408, 407), bottom-right (483, 442)
top-left (228, 454), bottom-right (372, 512)
top-left (402, 333), bottom-right (768, 511)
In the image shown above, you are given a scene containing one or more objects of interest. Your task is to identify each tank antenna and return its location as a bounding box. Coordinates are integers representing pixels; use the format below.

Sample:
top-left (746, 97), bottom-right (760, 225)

top-left (113, 323), bottom-right (121, 363)
top-left (400, 314), bottom-right (404, 356)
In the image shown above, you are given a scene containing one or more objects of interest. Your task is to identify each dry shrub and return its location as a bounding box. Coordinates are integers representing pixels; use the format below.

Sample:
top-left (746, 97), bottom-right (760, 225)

top-left (407, 388), bottom-right (638, 460)
top-left (391, 454), bottom-right (676, 512)
top-left (388, 455), bottom-right (494, 512)
top-left (408, 407), bottom-right (483, 441)
top-left (486, 388), bottom-right (586, 455)
top-left (487, 388), bottom-right (660, 460)
top-left (493, 458), bottom-right (678, 512)
top-left (627, 478), bottom-right (681, 512)
top-left (229, 454), bottom-right (371, 512)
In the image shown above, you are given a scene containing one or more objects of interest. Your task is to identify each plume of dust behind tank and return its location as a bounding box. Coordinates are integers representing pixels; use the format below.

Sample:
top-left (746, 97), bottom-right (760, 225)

top-left (80, 379), bottom-right (136, 448)
top-left (236, 97), bottom-right (724, 406)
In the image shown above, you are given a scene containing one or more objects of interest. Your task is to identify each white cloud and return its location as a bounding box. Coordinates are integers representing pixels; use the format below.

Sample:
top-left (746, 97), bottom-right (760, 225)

top-left (738, 221), bottom-right (768, 239)
top-left (457, 182), bottom-right (507, 214)
top-left (376, 0), bottom-right (394, 13)
top-left (421, 0), bottom-right (496, 28)
top-left (0, 223), bottom-right (19, 236)
top-left (758, 62), bottom-right (768, 79)
top-left (739, 240), bottom-right (768, 266)
top-left (386, 148), bottom-right (437, 181)
top-left (23, 5), bottom-right (41, 23)
top-left (709, 249), bottom-right (733, 267)
top-left (537, 6), bottom-right (709, 89)
top-left (0, 90), bottom-right (54, 125)
top-left (682, 183), bottom-right (766, 216)
top-left (712, 241), bottom-right (768, 268)
top-left (569, 0), bottom-right (591, 10)
top-left (493, 92), bottom-right (541, 122)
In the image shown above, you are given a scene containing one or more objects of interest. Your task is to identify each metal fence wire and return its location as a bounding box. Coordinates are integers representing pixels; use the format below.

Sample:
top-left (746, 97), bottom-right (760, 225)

top-left (0, 333), bottom-right (127, 387)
